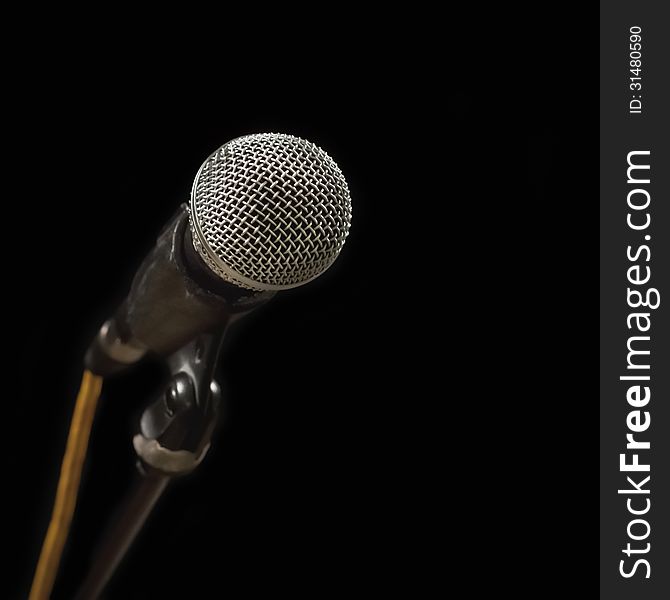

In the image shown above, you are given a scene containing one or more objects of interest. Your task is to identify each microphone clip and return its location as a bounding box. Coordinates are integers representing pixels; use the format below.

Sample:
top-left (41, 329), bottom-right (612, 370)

top-left (133, 329), bottom-right (225, 476)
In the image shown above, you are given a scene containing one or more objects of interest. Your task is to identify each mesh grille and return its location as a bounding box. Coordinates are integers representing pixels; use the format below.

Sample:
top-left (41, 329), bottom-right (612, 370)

top-left (189, 133), bottom-right (352, 291)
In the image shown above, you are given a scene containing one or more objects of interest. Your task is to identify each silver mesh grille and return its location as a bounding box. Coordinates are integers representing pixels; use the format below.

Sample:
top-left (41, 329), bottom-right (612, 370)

top-left (189, 133), bottom-right (352, 291)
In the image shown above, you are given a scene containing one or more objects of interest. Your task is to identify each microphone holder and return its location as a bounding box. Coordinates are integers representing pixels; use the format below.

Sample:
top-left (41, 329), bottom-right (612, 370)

top-left (74, 328), bottom-right (226, 600)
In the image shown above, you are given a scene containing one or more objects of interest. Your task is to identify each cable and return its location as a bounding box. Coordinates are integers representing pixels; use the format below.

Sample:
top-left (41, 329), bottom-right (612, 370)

top-left (29, 370), bottom-right (103, 600)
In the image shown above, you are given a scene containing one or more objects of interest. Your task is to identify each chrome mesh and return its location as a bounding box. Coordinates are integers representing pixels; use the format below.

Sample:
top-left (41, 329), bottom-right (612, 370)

top-left (189, 133), bottom-right (352, 291)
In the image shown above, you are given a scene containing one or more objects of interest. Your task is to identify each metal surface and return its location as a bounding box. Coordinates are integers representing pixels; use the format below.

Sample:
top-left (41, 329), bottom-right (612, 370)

top-left (189, 133), bottom-right (352, 291)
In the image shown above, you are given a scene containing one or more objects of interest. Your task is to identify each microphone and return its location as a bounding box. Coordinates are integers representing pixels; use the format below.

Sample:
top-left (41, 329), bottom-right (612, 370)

top-left (28, 133), bottom-right (351, 600)
top-left (85, 133), bottom-right (352, 376)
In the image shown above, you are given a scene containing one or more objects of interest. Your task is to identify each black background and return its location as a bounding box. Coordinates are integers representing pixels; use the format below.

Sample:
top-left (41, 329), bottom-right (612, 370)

top-left (5, 10), bottom-right (596, 599)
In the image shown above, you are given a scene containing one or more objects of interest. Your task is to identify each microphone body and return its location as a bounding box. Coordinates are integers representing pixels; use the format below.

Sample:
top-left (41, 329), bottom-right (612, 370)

top-left (85, 206), bottom-right (273, 376)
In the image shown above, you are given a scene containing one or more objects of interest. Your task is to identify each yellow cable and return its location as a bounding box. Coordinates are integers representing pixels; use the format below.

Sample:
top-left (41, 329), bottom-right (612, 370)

top-left (29, 370), bottom-right (103, 600)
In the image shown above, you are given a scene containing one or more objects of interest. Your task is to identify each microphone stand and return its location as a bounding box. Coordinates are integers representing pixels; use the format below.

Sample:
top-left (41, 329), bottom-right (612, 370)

top-left (74, 329), bottom-right (226, 600)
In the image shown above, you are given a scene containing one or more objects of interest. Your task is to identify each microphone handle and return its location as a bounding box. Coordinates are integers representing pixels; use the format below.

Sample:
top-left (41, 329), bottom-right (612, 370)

top-left (85, 205), bottom-right (273, 376)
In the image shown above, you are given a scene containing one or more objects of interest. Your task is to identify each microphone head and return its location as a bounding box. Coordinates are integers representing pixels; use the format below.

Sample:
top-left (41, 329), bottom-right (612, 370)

top-left (189, 133), bottom-right (352, 291)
